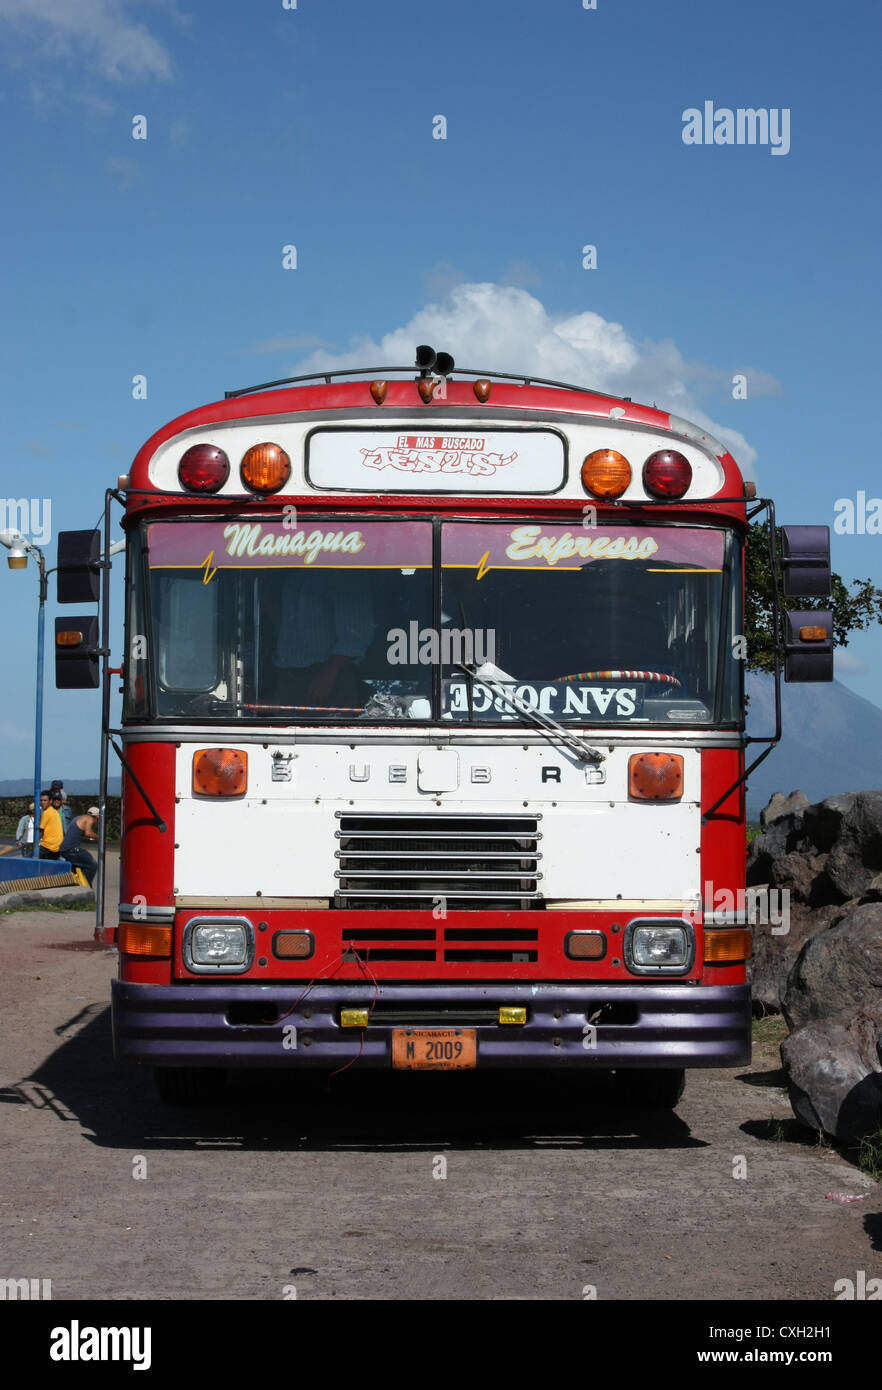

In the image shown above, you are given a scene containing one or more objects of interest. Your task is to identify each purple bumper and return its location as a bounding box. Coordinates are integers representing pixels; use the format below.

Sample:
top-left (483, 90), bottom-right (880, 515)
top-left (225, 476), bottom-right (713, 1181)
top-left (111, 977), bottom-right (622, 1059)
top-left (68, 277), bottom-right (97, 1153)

top-left (111, 980), bottom-right (751, 1069)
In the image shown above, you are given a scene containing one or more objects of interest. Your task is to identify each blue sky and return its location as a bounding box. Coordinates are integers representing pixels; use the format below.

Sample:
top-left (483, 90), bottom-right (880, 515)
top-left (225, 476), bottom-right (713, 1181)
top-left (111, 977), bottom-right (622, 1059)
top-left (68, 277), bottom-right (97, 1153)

top-left (0, 0), bottom-right (879, 779)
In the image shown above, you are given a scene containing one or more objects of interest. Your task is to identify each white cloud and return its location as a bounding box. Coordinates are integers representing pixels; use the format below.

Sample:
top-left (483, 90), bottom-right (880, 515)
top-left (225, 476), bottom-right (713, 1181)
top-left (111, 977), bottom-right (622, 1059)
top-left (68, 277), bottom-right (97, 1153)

top-left (0, 0), bottom-right (177, 82)
top-left (834, 649), bottom-right (868, 675)
top-left (289, 283), bottom-right (762, 478)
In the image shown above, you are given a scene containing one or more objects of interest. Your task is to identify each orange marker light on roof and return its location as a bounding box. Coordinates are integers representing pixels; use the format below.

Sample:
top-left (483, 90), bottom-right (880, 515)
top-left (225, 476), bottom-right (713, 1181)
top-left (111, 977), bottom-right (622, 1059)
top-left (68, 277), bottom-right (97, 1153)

top-left (193, 748), bottom-right (248, 797)
top-left (240, 443), bottom-right (291, 494)
top-left (629, 752), bottom-right (684, 801)
top-left (581, 449), bottom-right (631, 499)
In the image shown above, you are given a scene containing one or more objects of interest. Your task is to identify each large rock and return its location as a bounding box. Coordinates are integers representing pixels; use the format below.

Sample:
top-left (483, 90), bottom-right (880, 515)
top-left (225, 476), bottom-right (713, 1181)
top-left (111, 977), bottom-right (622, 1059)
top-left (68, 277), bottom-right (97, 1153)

top-left (749, 902), bottom-right (846, 1015)
top-left (781, 901), bottom-right (882, 1030)
top-left (822, 792), bottom-right (882, 899)
top-left (801, 793), bottom-right (858, 853)
top-left (761, 790), bottom-right (810, 828)
top-left (781, 999), bottom-right (882, 1139)
top-left (768, 852), bottom-right (828, 905)
top-left (746, 810), bottom-right (811, 886)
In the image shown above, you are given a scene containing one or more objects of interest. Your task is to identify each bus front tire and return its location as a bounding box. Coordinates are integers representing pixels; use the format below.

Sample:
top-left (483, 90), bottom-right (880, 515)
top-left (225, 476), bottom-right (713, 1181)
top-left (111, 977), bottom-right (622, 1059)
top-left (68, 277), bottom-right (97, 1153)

top-left (614, 1067), bottom-right (685, 1110)
top-left (153, 1067), bottom-right (227, 1105)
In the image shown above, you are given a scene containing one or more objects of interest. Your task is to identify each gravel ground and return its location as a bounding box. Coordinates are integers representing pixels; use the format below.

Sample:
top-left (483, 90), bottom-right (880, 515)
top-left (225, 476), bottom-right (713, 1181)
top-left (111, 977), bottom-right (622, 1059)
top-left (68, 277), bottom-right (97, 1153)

top-left (0, 858), bottom-right (879, 1303)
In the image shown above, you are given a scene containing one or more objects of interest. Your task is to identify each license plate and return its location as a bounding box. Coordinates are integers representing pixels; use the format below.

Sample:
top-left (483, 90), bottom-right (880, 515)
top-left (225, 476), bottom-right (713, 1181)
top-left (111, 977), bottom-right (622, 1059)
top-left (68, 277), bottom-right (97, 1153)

top-left (392, 1028), bottom-right (476, 1070)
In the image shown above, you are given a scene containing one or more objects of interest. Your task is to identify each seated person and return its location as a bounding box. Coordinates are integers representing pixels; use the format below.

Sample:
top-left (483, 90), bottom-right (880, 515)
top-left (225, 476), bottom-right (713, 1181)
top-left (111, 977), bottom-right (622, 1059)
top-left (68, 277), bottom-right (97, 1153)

top-left (272, 570), bottom-right (375, 708)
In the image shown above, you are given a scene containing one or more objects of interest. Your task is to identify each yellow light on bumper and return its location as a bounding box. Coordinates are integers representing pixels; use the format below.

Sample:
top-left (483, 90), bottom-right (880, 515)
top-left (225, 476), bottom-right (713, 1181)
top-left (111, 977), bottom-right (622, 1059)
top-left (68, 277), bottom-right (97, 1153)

top-left (341, 1008), bottom-right (370, 1028)
top-left (498, 1006), bottom-right (527, 1025)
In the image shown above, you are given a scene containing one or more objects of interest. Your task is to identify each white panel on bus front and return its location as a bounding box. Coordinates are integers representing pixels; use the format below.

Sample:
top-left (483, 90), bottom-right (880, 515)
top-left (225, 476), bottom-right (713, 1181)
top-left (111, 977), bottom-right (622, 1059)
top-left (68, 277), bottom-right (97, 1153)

top-left (149, 416), bottom-right (725, 501)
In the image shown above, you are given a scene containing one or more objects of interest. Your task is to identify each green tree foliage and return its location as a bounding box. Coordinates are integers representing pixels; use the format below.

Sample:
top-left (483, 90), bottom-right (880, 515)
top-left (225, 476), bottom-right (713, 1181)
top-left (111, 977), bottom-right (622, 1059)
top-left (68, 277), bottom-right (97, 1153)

top-left (745, 522), bottom-right (882, 672)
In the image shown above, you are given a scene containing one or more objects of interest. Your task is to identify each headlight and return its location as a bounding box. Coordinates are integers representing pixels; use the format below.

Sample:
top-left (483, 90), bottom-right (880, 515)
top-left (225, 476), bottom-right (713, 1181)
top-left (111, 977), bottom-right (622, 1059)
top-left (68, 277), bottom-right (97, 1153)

top-left (183, 918), bottom-right (254, 973)
top-left (625, 920), bottom-right (693, 975)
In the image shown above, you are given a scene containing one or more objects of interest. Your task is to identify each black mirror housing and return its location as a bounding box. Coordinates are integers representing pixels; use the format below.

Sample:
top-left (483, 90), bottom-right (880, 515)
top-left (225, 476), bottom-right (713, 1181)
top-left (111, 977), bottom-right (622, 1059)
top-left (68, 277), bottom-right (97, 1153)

top-left (784, 609), bottom-right (834, 682)
top-left (57, 529), bottom-right (101, 604)
top-left (780, 525), bottom-right (831, 597)
top-left (55, 615), bottom-right (100, 688)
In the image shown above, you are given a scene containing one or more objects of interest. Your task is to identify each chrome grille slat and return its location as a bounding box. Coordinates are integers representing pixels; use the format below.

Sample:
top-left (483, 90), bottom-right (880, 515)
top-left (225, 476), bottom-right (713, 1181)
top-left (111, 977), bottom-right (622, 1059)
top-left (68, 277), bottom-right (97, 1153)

top-left (335, 850), bottom-right (539, 861)
top-left (335, 813), bottom-right (543, 910)
top-left (336, 872), bottom-right (540, 882)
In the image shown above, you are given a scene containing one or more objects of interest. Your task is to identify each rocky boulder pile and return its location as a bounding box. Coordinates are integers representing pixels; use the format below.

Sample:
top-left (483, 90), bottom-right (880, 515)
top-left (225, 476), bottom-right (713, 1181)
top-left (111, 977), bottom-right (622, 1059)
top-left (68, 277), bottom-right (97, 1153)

top-left (746, 790), bottom-right (882, 1138)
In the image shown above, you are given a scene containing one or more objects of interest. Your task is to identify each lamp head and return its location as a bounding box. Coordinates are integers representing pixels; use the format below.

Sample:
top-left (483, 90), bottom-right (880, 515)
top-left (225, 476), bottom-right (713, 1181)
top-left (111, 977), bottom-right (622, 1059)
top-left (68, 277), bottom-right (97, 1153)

top-left (0, 529), bottom-right (28, 569)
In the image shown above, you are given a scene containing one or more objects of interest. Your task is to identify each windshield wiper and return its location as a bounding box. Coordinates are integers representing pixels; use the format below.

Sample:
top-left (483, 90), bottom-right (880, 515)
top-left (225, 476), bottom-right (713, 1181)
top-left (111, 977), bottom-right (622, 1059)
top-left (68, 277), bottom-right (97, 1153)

top-left (457, 661), bottom-right (605, 765)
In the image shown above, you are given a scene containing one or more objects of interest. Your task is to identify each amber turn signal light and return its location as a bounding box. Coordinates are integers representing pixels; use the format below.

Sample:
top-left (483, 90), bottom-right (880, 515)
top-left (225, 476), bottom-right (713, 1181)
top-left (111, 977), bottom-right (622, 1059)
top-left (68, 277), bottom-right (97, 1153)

top-left (581, 449), bottom-right (631, 499)
top-left (240, 442), bottom-right (291, 493)
top-left (56, 630), bottom-right (84, 647)
top-left (565, 931), bottom-right (607, 960)
top-left (273, 931), bottom-right (314, 960)
top-left (704, 929), bottom-right (752, 963)
top-left (118, 924), bottom-right (172, 957)
top-left (629, 752), bottom-right (684, 801)
top-left (193, 748), bottom-right (248, 796)
top-left (799, 626), bottom-right (828, 641)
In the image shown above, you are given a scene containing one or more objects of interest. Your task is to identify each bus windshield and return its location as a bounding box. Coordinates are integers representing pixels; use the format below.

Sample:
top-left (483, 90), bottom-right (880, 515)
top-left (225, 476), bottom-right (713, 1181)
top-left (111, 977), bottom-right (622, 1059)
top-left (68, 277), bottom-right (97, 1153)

top-left (130, 516), bottom-right (740, 727)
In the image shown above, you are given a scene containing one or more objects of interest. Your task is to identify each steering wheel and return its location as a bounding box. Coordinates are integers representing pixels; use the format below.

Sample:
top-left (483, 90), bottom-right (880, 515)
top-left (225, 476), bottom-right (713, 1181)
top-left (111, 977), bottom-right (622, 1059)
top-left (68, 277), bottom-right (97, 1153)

top-left (551, 670), bottom-right (682, 688)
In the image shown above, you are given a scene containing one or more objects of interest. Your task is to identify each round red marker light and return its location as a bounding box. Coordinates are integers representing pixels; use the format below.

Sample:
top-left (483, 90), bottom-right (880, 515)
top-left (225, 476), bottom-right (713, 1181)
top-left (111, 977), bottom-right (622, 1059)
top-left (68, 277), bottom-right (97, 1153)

top-left (178, 444), bottom-right (230, 494)
top-left (643, 449), bottom-right (692, 499)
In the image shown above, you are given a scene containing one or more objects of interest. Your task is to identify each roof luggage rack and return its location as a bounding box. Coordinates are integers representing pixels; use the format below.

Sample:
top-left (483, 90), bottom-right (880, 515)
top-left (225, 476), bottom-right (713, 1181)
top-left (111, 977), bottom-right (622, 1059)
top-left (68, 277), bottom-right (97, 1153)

top-left (225, 345), bottom-right (633, 403)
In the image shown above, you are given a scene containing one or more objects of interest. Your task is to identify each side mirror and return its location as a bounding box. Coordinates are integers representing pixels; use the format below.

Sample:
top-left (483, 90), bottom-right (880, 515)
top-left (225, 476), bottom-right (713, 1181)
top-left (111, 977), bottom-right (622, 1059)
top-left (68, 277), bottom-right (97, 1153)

top-left (779, 525), bottom-right (831, 597)
top-left (55, 616), bottom-right (100, 688)
top-left (784, 610), bottom-right (833, 682)
top-left (57, 529), bottom-right (100, 604)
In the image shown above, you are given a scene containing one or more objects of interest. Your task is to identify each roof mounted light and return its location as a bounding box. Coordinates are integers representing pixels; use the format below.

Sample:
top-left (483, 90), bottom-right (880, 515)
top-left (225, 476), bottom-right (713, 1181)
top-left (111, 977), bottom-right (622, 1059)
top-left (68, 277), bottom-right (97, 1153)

top-left (178, 444), bottom-right (230, 494)
top-left (581, 449), bottom-right (631, 499)
top-left (240, 442), bottom-right (291, 494)
top-left (643, 449), bottom-right (692, 499)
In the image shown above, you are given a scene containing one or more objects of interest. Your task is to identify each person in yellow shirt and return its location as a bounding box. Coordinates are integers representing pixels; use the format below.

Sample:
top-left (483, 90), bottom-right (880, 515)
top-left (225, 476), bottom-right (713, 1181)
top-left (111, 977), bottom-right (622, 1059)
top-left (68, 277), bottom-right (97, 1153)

top-left (38, 790), bottom-right (63, 859)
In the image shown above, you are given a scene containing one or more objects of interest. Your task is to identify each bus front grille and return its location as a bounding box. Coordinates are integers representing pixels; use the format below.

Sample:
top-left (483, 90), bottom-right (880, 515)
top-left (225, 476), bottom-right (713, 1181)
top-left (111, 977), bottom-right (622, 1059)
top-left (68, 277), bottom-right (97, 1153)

top-left (334, 813), bottom-right (542, 911)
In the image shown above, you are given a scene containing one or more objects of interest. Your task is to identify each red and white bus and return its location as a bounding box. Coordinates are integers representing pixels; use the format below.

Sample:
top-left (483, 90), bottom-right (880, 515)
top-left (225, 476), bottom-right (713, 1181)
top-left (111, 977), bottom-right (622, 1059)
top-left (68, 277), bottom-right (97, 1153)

top-left (55, 349), bottom-right (833, 1104)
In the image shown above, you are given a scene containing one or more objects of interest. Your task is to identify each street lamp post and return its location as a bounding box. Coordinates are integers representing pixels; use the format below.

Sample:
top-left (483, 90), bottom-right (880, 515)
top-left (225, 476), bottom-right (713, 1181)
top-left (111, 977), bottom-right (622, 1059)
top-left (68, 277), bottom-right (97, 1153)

top-left (0, 529), bottom-right (47, 859)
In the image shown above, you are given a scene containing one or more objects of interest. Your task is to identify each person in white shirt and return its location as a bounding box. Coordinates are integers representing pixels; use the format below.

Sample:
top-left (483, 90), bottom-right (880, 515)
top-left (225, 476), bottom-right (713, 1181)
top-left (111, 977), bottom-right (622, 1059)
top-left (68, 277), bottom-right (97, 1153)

top-left (15, 805), bottom-right (35, 858)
